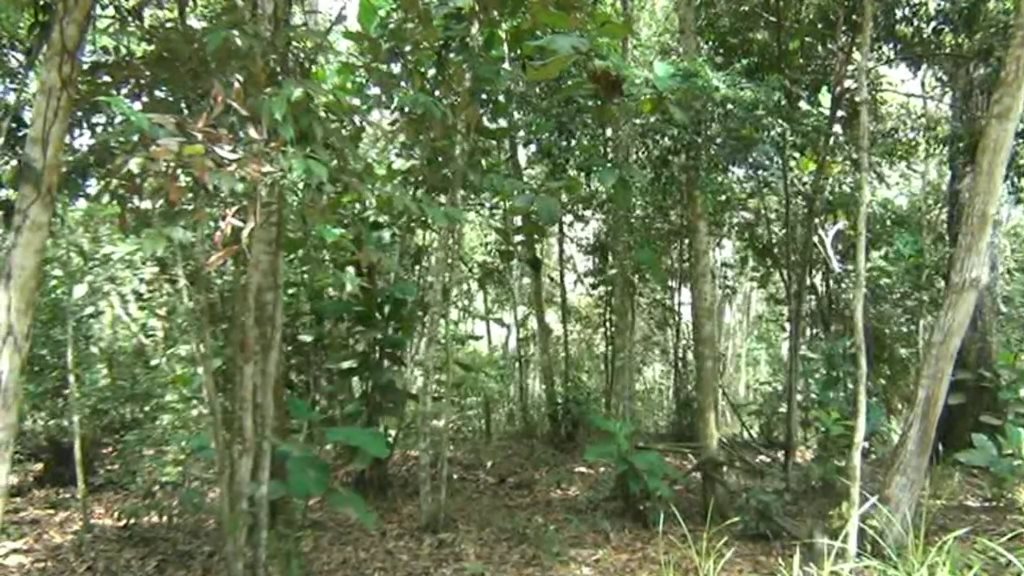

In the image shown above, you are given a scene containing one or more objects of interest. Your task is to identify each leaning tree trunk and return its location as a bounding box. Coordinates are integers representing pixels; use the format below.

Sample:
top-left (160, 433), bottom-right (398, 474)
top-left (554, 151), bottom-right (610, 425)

top-left (845, 0), bottom-right (872, 560)
top-left (936, 64), bottom-right (1001, 455)
top-left (881, 3), bottom-right (1024, 543)
top-left (0, 0), bottom-right (94, 529)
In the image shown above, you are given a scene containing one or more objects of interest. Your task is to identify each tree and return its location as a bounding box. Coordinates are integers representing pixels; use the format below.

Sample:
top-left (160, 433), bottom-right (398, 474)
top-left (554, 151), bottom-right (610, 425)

top-left (676, 0), bottom-right (725, 515)
top-left (0, 0), bottom-right (94, 529)
top-left (881, 0), bottom-right (1024, 541)
top-left (845, 0), bottom-right (872, 560)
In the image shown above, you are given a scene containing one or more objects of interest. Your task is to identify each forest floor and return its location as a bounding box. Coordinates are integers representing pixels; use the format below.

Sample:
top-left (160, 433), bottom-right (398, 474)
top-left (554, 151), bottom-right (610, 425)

top-left (1, 441), bottom-right (1021, 576)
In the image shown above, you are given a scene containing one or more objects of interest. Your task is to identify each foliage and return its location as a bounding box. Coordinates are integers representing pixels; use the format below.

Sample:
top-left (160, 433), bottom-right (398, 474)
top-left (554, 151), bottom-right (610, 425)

top-left (583, 413), bottom-right (680, 523)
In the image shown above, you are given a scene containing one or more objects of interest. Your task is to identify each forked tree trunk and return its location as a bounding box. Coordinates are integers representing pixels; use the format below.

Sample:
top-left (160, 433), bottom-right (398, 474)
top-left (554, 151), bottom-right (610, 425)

top-left (0, 0), bottom-right (94, 529)
top-left (881, 3), bottom-right (1024, 542)
top-left (845, 0), bottom-right (872, 560)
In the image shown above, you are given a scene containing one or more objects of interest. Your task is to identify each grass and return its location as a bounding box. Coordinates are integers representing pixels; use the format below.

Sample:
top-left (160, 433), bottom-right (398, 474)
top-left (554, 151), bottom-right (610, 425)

top-left (655, 502), bottom-right (1024, 576)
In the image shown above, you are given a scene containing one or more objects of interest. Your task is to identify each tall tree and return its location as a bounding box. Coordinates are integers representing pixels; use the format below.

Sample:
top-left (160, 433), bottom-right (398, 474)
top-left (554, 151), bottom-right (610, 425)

top-left (677, 0), bottom-right (725, 515)
top-left (846, 0), bottom-right (872, 559)
top-left (0, 0), bottom-right (95, 529)
top-left (881, 0), bottom-right (1024, 540)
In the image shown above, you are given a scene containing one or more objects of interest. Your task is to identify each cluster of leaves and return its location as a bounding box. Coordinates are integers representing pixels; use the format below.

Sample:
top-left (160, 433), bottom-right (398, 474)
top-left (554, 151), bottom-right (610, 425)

top-left (583, 413), bottom-right (679, 524)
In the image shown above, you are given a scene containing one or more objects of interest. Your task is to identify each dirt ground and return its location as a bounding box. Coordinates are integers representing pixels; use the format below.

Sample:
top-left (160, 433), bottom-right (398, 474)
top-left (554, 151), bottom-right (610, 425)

top-left (1, 442), bottom-right (1020, 576)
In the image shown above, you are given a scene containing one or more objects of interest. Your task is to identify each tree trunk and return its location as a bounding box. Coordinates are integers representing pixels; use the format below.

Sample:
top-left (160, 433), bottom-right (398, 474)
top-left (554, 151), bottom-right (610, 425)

top-left (0, 0), bottom-right (94, 529)
top-left (845, 0), bottom-right (872, 560)
top-left (609, 0), bottom-right (635, 424)
top-left (936, 64), bottom-right (1001, 455)
top-left (558, 213), bottom-right (571, 401)
top-left (527, 233), bottom-right (558, 437)
top-left (881, 4), bottom-right (1024, 541)
top-left (677, 0), bottom-right (727, 517)
top-left (65, 266), bottom-right (89, 533)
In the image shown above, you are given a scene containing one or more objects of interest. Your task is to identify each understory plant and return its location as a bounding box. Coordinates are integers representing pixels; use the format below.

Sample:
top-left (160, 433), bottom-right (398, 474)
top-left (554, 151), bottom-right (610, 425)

top-left (583, 413), bottom-right (680, 523)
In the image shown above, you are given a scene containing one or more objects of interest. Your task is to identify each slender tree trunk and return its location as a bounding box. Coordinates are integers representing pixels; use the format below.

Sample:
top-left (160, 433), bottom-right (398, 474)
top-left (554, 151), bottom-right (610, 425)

top-left (481, 277), bottom-right (494, 443)
top-left (558, 213), bottom-right (571, 400)
top-left (881, 4), bottom-right (1024, 542)
top-left (0, 0), bottom-right (94, 528)
top-left (65, 271), bottom-right (89, 533)
top-left (527, 234), bottom-right (558, 436)
top-left (845, 0), bottom-right (872, 560)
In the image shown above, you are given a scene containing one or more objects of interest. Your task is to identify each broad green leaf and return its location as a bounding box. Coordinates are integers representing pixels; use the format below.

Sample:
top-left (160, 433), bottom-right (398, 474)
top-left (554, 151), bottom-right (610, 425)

top-left (653, 60), bottom-right (676, 91)
top-left (358, 0), bottom-right (380, 33)
top-left (596, 19), bottom-right (629, 40)
top-left (583, 441), bottom-right (620, 463)
top-left (526, 54), bottom-right (578, 82)
top-left (955, 447), bottom-right (994, 468)
top-left (535, 194), bottom-right (561, 226)
top-left (182, 143), bottom-right (206, 156)
top-left (316, 225), bottom-right (345, 243)
top-left (141, 229), bottom-right (168, 256)
top-left (287, 396), bottom-right (320, 422)
top-left (525, 33), bottom-right (589, 56)
top-left (597, 167), bottom-right (619, 189)
top-left (71, 282), bottom-right (89, 301)
top-left (327, 488), bottom-right (378, 528)
top-left (324, 426), bottom-right (390, 458)
top-left (390, 279), bottom-right (418, 300)
top-left (532, 6), bottom-right (573, 29)
top-left (817, 86), bottom-right (832, 110)
top-left (286, 454), bottom-right (330, 499)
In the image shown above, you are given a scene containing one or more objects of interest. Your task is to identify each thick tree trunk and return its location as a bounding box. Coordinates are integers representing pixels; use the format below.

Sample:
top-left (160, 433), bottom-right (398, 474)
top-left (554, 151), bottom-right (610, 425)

top-left (936, 65), bottom-right (1001, 455)
top-left (677, 0), bottom-right (726, 517)
top-left (0, 0), bottom-right (94, 529)
top-left (610, 0), bottom-right (635, 423)
top-left (845, 0), bottom-right (872, 560)
top-left (881, 4), bottom-right (1024, 541)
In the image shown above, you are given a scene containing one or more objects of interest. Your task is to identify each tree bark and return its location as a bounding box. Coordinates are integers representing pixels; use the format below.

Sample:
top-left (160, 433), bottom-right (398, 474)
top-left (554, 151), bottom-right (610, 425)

top-left (0, 0), bottom-right (94, 529)
top-left (557, 213), bottom-right (571, 403)
top-left (65, 264), bottom-right (89, 533)
top-left (881, 2), bottom-right (1024, 542)
top-left (677, 0), bottom-right (727, 517)
top-left (845, 0), bottom-right (872, 560)
top-left (936, 63), bottom-right (1001, 455)
top-left (526, 233), bottom-right (559, 436)
top-left (610, 0), bottom-right (636, 423)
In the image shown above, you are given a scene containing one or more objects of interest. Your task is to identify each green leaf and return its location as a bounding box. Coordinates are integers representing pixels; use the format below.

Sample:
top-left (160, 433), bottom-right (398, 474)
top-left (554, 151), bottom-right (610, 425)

top-left (286, 454), bottom-right (330, 499)
top-left (324, 426), bottom-right (390, 458)
top-left (525, 33), bottom-right (589, 56)
top-left (955, 448), bottom-right (994, 468)
top-left (358, 0), bottom-right (380, 33)
top-left (526, 54), bottom-right (579, 82)
top-left (532, 6), bottom-right (573, 29)
top-left (141, 229), bottom-right (168, 256)
top-left (326, 488), bottom-right (378, 528)
top-left (535, 194), bottom-right (561, 226)
top-left (653, 60), bottom-right (676, 91)
top-left (596, 19), bottom-right (630, 40)
top-left (596, 167), bottom-right (619, 189)
top-left (390, 279), bottom-right (418, 300)
top-left (71, 282), bottom-right (89, 301)
top-left (583, 441), bottom-right (620, 463)
top-left (287, 396), bottom-right (320, 422)
top-left (182, 143), bottom-right (206, 156)
top-left (817, 86), bottom-right (832, 110)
